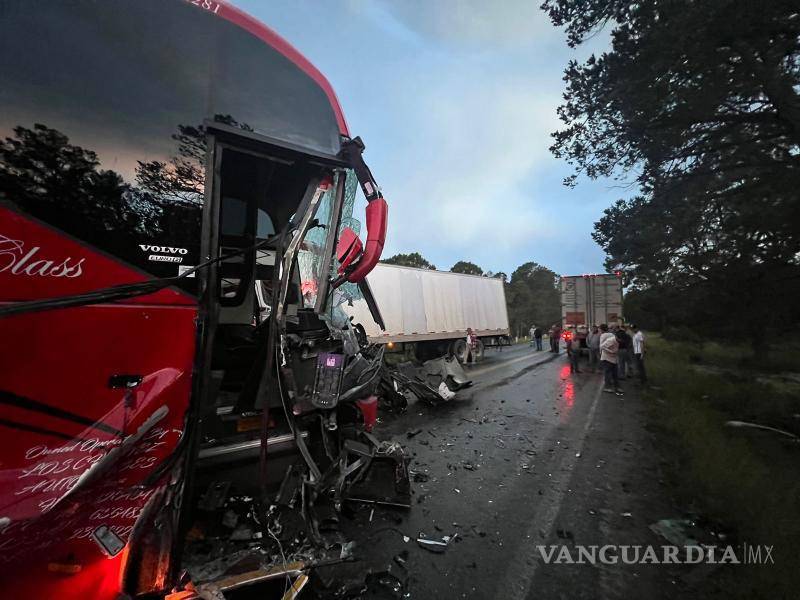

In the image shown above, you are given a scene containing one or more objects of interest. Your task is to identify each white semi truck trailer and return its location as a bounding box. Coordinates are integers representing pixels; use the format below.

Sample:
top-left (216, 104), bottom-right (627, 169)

top-left (345, 263), bottom-right (511, 362)
top-left (560, 273), bottom-right (624, 328)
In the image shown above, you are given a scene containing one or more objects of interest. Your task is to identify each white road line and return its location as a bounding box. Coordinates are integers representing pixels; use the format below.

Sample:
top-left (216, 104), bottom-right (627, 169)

top-left (503, 380), bottom-right (605, 600)
top-left (469, 351), bottom-right (557, 378)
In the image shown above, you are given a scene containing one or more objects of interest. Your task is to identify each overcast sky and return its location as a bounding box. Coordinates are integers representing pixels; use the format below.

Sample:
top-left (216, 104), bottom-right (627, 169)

top-left (231, 0), bottom-right (618, 277)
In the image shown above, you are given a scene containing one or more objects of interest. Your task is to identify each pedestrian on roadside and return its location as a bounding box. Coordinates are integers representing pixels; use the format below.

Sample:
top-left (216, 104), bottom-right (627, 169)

top-left (529, 325), bottom-right (536, 348)
top-left (586, 325), bottom-right (601, 372)
top-left (615, 325), bottom-right (633, 379)
top-left (599, 323), bottom-right (622, 394)
top-left (551, 324), bottom-right (562, 353)
top-left (567, 326), bottom-right (581, 373)
top-left (465, 327), bottom-right (477, 363)
top-left (631, 324), bottom-right (647, 383)
top-left (534, 326), bottom-right (543, 351)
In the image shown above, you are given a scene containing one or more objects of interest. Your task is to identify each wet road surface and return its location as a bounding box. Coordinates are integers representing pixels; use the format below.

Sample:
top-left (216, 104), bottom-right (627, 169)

top-left (331, 345), bottom-right (686, 599)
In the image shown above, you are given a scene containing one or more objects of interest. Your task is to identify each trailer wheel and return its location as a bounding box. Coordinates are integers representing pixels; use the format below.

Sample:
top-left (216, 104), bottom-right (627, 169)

top-left (452, 339), bottom-right (484, 363)
top-left (451, 339), bottom-right (469, 363)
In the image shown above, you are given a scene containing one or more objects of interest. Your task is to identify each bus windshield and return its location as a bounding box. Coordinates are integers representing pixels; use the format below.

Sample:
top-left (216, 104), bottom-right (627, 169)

top-left (297, 178), bottom-right (339, 310)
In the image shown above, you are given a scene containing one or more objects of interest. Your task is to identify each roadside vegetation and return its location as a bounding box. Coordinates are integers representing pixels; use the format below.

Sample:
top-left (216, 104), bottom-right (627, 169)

top-left (540, 0), bottom-right (800, 590)
top-left (644, 334), bottom-right (800, 598)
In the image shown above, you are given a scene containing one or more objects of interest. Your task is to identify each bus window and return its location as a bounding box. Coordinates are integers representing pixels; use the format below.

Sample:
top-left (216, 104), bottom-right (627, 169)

top-left (216, 146), bottom-right (319, 311)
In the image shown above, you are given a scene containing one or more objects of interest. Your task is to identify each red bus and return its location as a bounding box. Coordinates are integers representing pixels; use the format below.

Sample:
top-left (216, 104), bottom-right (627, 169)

top-left (0, 1), bottom-right (389, 597)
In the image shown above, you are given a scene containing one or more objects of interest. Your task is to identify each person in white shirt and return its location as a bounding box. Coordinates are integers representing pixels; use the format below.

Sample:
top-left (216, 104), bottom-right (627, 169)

top-left (465, 328), bottom-right (477, 363)
top-left (599, 323), bottom-right (622, 394)
top-left (631, 324), bottom-right (647, 383)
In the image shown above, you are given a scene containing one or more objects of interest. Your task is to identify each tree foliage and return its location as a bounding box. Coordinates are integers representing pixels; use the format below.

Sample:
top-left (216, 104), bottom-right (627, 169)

top-left (506, 262), bottom-right (561, 336)
top-left (382, 252), bottom-right (437, 270)
top-left (543, 0), bottom-right (800, 344)
top-left (450, 260), bottom-right (484, 275)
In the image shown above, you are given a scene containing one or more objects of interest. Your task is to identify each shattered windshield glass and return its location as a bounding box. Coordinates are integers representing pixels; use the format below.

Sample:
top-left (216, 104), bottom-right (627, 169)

top-left (327, 170), bottom-right (364, 329)
top-left (296, 178), bottom-right (338, 310)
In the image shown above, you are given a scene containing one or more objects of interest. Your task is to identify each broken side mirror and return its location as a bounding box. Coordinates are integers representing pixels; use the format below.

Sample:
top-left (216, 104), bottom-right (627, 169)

top-left (336, 227), bottom-right (363, 275)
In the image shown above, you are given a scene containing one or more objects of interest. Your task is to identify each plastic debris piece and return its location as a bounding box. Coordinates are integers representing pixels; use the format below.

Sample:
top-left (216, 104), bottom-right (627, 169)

top-left (221, 510), bottom-right (238, 529)
top-left (725, 420), bottom-right (800, 441)
top-left (416, 537), bottom-right (448, 553)
top-left (438, 382), bottom-right (456, 400)
top-left (340, 541), bottom-right (356, 559)
top-left (649, 518), bottom-right (700, 547)
top-left (281, 573), bottom-right (309, 600)
top-left (394, 549), bottom-right (409, 568)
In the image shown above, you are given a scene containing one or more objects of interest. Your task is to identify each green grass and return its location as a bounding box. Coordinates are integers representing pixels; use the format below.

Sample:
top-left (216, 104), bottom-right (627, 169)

top-left (663, 335), bottom-right (800, 374)
top-left (644, 335), bottom-right (800, 599)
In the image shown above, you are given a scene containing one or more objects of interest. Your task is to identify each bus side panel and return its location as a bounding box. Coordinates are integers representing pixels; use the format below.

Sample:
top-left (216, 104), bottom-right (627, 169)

top-left (0, 305), bottom-right (196, 598)
top-left (0, 210), bottom-right (197, 598)
top-left (0, 205), bottom-right (194, 305)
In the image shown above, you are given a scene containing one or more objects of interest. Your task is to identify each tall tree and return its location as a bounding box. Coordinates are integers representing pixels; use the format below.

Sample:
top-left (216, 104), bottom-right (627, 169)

top-left (450, 260), bottom-right (484, 275)
top-left (543, 0), bottom-right (800, 345)
top-left (506, 262), bottom-right (561, 336)
top-left (382, 252), bottom-right (436, 270)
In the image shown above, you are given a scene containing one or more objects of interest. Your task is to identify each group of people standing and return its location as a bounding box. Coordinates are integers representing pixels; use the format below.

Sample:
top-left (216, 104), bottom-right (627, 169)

top-left (528, 325), bottom-right (563, 353)
top-left (585, 324), bottom-right (646, 394)
top-left (531, 322), bottom-right (647, 395)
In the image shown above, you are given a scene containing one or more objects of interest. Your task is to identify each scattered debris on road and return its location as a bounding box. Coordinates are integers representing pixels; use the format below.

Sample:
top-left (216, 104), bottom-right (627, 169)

top-left (381, 356), bottom-right (473, 405)
top-left (416, 532), bottom-right (459, 554)
top-left (724, 420), bottom-right (800, 442)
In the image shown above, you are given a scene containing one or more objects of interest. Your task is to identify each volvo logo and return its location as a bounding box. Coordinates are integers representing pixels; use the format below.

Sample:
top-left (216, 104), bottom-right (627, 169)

top-left (138, 245), bottom-right (188, 255)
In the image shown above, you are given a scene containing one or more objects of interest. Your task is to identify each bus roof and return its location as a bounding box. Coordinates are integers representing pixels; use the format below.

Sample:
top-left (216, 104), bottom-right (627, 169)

top-left (213, 1), bottom-right (349, 136)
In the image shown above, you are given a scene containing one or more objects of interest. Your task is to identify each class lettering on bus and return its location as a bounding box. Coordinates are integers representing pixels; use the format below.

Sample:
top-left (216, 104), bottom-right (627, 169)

top-left (0, 1), bottom-right (350, 597)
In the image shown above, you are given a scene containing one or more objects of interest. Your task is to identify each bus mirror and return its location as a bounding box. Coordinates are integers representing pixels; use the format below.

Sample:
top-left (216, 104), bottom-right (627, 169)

top-left (336, 227), bottom-right (363, 273)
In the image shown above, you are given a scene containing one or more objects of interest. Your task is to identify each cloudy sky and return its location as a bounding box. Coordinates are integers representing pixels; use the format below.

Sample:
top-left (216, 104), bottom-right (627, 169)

top-left (232, 0), bottom-right (617, 277)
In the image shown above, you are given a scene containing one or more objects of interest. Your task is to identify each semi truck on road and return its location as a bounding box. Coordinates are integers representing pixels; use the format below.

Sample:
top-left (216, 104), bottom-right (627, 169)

top-left (560, 273), bottom-right (624, 329)
top-left (346, 263), bottom-right (511, 363)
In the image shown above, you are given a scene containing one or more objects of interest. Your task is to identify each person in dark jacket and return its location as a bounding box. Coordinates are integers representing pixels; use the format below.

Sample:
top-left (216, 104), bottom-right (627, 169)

top-left (586, 326), bottom-right (601, 372)
top-left (615, 326), bottom-right (633, 378)
top-left (550, 325), bottom-right (562, 353)
top-left (534, 326), bottom-right (543, 351)
top-left (567, 326), bottom-right (581, 373)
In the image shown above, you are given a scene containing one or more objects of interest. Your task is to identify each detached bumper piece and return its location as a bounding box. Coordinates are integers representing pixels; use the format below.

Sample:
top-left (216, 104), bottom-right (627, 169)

top-left (381, 356), bottom-right (473, 405)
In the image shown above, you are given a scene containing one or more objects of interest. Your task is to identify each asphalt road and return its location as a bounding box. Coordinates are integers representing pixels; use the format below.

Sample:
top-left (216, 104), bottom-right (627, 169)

top-left (328, 344), bottom-right (689, 600)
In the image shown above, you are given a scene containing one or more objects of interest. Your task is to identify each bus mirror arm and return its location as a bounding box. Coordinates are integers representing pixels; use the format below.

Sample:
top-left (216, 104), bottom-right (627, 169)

top-left (334, 136), bottom-right (388, 286)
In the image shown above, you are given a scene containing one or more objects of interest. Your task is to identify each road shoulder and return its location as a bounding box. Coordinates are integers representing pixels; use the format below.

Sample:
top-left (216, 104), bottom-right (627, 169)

top-left (526, 377), bottom-right (686, 600)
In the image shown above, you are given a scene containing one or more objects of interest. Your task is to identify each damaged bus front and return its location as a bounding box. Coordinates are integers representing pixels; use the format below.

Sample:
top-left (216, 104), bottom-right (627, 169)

top-left (0, 1), bottom-right (398, 597)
